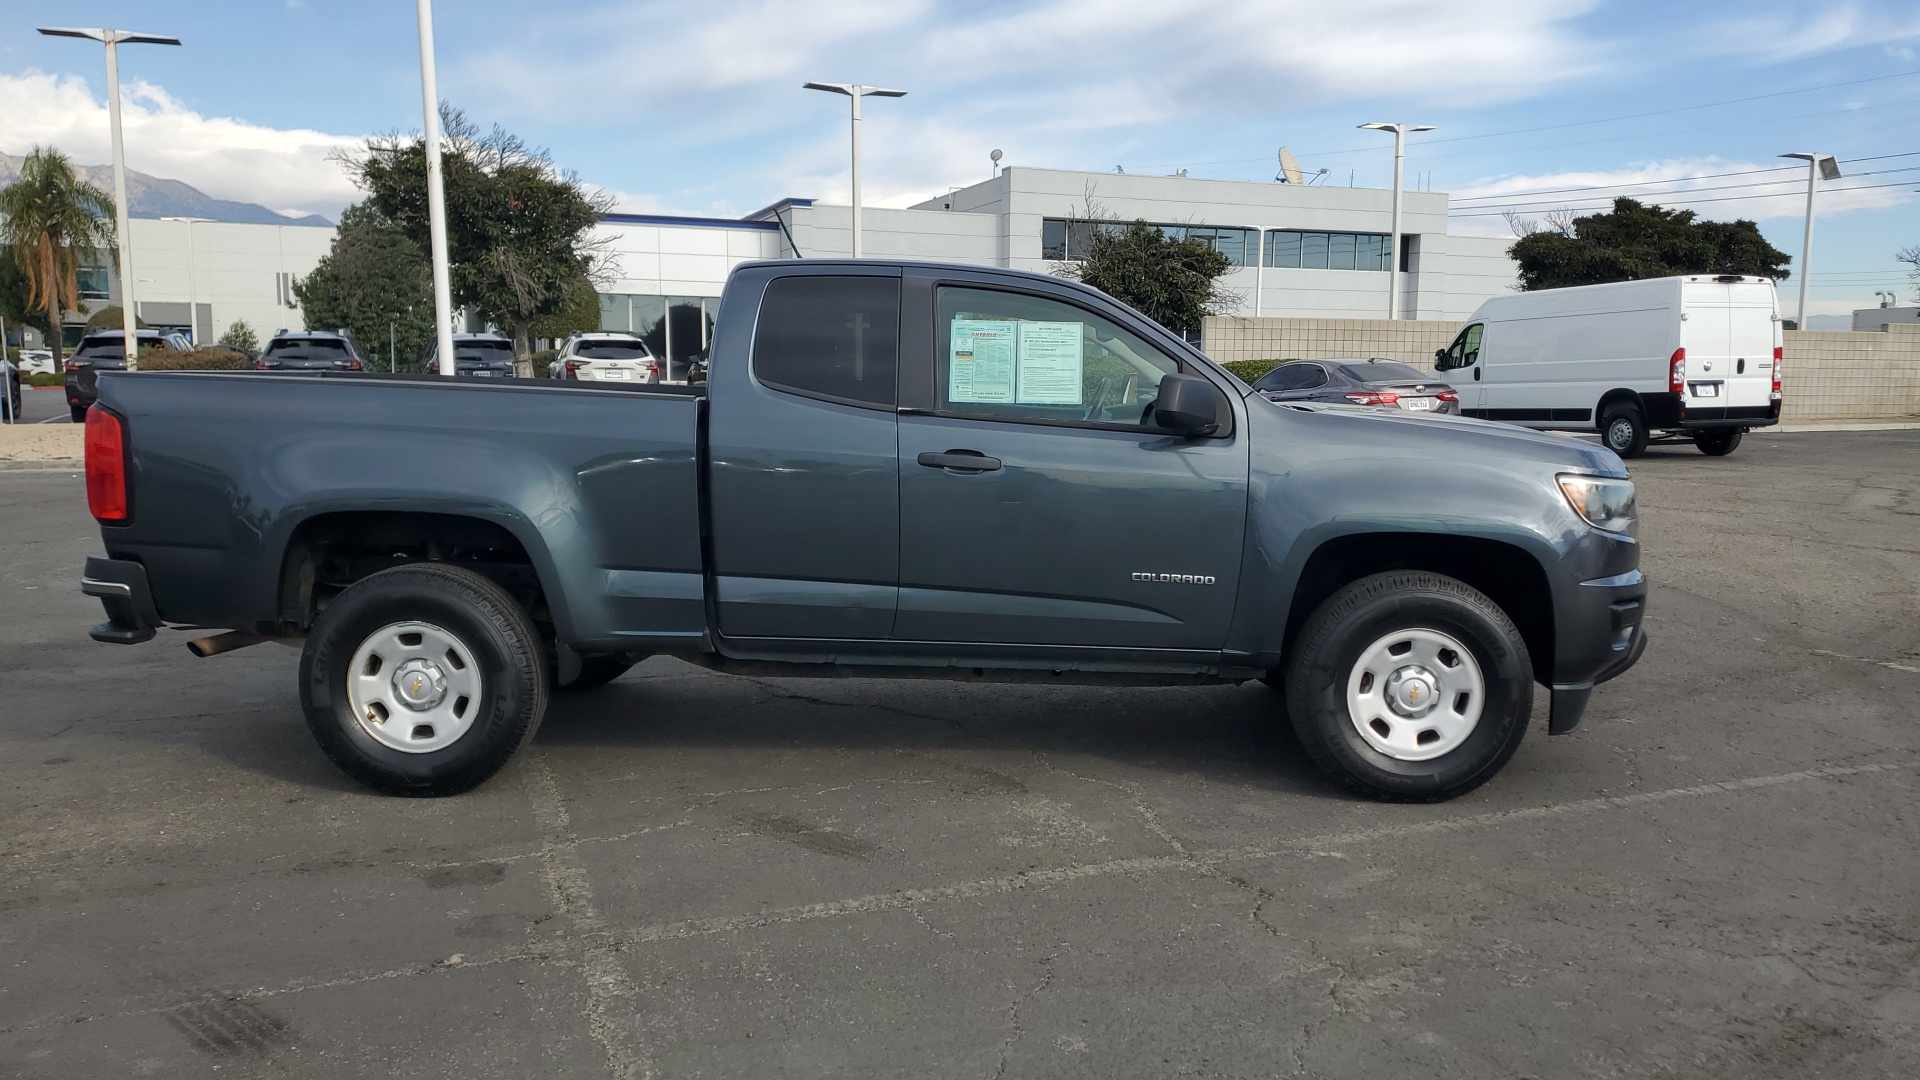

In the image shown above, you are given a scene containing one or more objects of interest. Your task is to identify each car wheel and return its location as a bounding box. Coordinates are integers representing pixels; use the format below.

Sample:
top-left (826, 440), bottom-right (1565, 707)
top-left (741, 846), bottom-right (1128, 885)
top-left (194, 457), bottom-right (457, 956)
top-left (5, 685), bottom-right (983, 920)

top-left (1694, 429), bottom-right (1743, 456)
top-left (556, 655), bottom-right (635, 692)
top-left (299, 563), bottom-right (547, 796)
top-left (1284, 571), bottom-right (1532, 802)
top-left (1599, 403), bottom-right (1648, 458)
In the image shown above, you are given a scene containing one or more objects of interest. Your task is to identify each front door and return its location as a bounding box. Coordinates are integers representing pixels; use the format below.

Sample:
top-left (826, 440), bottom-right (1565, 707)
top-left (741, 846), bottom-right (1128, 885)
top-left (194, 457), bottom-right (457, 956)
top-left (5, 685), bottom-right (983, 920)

top-left (1445, 323), bottom-right (1487, 415)
top-left (895, 281), bottom-right (1250, 652)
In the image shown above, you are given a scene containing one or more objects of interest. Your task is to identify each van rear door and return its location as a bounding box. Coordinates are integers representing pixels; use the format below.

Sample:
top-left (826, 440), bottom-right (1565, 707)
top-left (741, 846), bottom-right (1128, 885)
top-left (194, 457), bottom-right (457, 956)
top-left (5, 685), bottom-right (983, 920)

top-left (1681, 279), bottom-right (1777, 413)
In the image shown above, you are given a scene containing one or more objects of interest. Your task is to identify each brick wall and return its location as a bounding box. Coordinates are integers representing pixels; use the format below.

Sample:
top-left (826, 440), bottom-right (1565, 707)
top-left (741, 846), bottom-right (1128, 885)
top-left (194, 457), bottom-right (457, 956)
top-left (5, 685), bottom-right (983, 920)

top-left (1203, 317), bottom-right (1920, 422)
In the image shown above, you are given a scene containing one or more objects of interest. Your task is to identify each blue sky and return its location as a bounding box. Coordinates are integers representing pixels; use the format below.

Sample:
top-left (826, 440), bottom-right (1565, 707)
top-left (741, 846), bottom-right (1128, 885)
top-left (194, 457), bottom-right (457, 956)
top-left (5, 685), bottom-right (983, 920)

top-left (3, 0), bottom-right (1917, 314)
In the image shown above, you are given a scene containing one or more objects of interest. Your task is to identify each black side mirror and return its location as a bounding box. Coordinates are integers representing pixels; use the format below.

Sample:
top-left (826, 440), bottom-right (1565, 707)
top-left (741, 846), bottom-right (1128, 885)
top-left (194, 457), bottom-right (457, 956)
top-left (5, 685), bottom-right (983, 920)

top-left (1153, 373), bottom-right (1226, 436)
top-left (1433, 348), bottom-right (1451, 371)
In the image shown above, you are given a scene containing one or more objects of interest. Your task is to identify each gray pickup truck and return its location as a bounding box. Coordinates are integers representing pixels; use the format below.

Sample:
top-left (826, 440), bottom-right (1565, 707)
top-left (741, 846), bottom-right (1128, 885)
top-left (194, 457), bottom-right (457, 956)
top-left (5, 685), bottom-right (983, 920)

top-left (79, 260), bottom-right (1647, 801)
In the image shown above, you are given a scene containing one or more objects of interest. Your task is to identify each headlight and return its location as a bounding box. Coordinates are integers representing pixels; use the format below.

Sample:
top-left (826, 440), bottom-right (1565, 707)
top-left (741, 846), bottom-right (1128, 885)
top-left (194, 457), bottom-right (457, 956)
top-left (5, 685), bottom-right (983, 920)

top-left (1557, 474), bottom-right (1637, 533)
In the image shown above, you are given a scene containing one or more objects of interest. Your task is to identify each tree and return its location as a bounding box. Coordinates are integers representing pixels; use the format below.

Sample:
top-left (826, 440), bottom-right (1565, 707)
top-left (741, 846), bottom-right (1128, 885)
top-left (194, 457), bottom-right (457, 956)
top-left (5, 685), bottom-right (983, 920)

top-left (0, 147), bottom-right (116, 363)
top-left (1898, 245), bottom-right (1919, 303)
top-left (218, 319), bottom-right (260, 356)
top-left (1053, 217), bottom-right (1237, 335)
top-left (1509, 197), bottom-right (1791, 291)
top-left (0, 254), bottom-right (53, 343)
top-left (529, 276), bottom-right (602, 341)
top-left (84, 306), bottom-right (148, 333)
top-left (341, 106), bottom-right (614, 363)
top-left (293, 202), bottom-right (437, 370)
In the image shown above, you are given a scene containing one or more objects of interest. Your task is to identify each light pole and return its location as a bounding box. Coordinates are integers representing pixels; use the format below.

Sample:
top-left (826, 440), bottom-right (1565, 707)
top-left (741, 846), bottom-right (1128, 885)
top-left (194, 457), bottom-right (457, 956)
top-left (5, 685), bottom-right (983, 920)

top-left (1780, 152), bottom-right (1840, 330)
top-left (415, 0), bottom-right (456, 375)
top-left (802, 82), bottom-right (908, 258)
top-left (161, 216), bottom-right (211, 343)
top-left (1359, 122), bottom-right (1433, 320)
top-left (40, 28), bottom-right (181, 372)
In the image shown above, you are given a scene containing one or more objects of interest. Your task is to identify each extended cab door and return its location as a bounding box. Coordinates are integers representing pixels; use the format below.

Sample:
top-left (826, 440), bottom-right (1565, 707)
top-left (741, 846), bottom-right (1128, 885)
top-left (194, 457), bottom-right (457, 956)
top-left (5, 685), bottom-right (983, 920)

top-left (706, 268), bottom-right (902, 641)
top-left (893, 274), bottom-right (1250, 652)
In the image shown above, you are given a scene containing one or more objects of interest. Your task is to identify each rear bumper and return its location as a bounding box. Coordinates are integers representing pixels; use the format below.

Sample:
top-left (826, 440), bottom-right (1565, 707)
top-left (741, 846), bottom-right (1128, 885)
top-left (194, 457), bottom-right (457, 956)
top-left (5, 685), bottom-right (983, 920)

top-left (82, 555), bottom-right (161, 644)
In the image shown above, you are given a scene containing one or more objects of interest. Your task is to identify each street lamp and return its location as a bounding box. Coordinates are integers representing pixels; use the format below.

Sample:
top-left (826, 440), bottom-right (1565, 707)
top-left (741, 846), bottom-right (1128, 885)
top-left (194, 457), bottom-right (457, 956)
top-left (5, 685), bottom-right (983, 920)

top-left (161, 216), bottom-right (211, 344)
top-left (39, 27), bottom-right (182, 372)
top-left (415, 0), bottom-right (457, 375)
top-left (1780, 152), bottom-right (1840, 330)
top-left (1358, 122), bottom-right (1433, 320)
top-left (803, 82), bottom-right (908, 258)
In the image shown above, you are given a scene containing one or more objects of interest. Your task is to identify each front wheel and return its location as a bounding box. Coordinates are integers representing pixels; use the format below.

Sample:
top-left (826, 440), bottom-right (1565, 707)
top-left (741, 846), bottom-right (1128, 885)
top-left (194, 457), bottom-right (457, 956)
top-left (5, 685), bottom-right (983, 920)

top-left (299, 563), bottom-right (547, 796)
top-left (1285, 571), bottom-right (1533, 801)
top-left (1694, 429), bottom-right (1743, 456)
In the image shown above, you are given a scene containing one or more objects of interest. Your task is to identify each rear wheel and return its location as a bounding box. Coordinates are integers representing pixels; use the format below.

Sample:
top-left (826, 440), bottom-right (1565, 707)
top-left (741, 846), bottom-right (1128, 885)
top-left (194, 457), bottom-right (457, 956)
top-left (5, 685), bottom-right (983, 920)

top-left (1284, 571), bottom-right (1533, 802)
top-left (1600, 403), bottom-right (1648, 458)
top-left (1694, 429), bottom-right (1743, 456)
top-left (299, 563), bottom-right (546, 796)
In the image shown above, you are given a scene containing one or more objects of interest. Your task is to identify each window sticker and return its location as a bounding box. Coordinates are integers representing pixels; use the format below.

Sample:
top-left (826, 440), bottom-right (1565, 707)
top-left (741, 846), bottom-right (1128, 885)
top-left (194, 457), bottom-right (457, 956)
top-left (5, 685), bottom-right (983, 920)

top-left (1014, 321), bottom-right (1084, 405)
top-left (948, 319), bottom-right (1016, 402)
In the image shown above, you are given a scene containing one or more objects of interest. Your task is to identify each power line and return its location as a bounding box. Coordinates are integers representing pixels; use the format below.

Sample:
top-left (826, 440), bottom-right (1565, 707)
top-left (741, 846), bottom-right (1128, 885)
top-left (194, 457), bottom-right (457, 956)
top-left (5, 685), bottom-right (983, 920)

top-left (1449, 178), bottom-right (1920, 217)
top-left (1452, 165), bottom-right (1920, 212)
top-left (1449, 151), bottom-right (1920, 204)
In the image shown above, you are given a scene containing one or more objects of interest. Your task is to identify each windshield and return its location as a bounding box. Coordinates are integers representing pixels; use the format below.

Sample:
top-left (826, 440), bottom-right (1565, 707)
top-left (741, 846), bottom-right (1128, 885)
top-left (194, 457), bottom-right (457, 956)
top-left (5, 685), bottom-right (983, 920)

top-left (1339, 361), bottom-right (1428, 382)
top-left (455, 341), bottom-right (514, 362)
top-left (575, 341), bottom-right (649, 360)
top-left (265, 338), bottom-right (352, 360)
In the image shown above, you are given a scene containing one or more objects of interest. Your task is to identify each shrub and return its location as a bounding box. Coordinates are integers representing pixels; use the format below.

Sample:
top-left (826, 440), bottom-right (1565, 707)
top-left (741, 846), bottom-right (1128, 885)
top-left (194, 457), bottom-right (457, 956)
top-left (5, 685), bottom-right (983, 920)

top-left (29, 372), bottom-right (64, 387)
top-left (135, 347), bottom-right (250, 371)
top-left (84, 306), bottom-right (148, 332)
top-left (1221, 359), bottom-right (1294, 384)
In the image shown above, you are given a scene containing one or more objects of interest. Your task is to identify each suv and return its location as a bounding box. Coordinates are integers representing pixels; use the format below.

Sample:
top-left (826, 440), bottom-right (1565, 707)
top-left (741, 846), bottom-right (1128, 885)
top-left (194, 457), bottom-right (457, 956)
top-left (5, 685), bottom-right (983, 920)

top-left (64, 329), bottom-right (192, 422)
top-left (550, 332), bottom-right (660, 383)
top-left (253, 330), bottom-right (367, 374)
top-left (424, 333), bottom-right (517, 377)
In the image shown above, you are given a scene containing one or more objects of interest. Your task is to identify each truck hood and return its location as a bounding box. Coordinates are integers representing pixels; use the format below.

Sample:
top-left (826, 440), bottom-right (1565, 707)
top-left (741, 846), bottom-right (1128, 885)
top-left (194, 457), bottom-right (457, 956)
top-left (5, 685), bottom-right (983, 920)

top-left (1265, 398), bottom-right (1628, 477)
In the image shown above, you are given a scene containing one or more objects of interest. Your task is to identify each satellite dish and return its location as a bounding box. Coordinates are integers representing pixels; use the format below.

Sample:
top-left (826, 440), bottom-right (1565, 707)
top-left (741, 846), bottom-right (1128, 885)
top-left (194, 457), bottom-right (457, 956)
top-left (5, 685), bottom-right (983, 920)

top-left (1277, 147), bottom-right (1303, 185)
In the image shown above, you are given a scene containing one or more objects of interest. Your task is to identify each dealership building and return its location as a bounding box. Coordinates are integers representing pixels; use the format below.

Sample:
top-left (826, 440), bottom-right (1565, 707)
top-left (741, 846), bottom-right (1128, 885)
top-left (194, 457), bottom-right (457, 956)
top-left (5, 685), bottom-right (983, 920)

top-left (28, 167), bottom-right (1517, 365)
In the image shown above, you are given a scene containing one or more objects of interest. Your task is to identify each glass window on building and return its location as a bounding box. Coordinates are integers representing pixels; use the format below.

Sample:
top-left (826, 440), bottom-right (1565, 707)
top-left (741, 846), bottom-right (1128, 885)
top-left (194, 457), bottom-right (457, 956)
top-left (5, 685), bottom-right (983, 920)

top-left (1041, 219), bottom-right (1256, 266)
top-left (1262, 230), bottom-right (1390, 271)
top-left (599, 293), bottom-right (631, 332)
top-left (1265, 231), bottom-right (1302, 268)
top-left (1300, 232), bottom-right (1329, 269)
top-left (632, 295), bottom-right (666, 359)
top-left (1328, 232), bottom-right (1357, 271)
top-left (77, 266), bottom-right (111, 301)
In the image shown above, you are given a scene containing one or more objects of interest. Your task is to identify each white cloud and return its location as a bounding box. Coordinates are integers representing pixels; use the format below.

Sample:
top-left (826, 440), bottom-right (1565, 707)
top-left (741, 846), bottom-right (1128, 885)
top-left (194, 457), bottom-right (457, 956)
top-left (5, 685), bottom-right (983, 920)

top-left (1445, 157), bottom-right (1915, 237)
top-left (1698, 1), bottom-right (1920, 63)
top-left (0, 70), bottom-right (362, 218)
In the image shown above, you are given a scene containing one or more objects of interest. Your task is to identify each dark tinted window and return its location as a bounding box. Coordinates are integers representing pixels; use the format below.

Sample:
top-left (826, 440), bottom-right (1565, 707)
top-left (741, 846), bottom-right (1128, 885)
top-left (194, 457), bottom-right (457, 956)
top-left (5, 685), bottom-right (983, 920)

top-left (454, 340), bottom-right (513, 362)
top-left (76, 332), bottom-right (168, 360)
top-left (575, 341), bottom-right (649, 360)
top-left (265, 337), bottom-right (352, 359)
top-left (1251, 366), bottom-right (1288, 390)
top-left (752, 276), bottom-right (899, 407)
top-left (1339, 361), bottom-right (1426, 381)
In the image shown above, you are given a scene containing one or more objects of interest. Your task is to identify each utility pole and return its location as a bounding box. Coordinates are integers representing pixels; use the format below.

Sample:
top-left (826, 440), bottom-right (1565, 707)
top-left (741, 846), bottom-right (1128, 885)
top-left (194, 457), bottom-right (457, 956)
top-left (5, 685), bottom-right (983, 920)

top-left (1780, 152), bottom-right (1840, 329)
top-left (415, 0), bottom-right (456, 375)
top-left (802, 83), bottom-right (908, 258)
top-left (1359, 122), bottom-right (1433, 320)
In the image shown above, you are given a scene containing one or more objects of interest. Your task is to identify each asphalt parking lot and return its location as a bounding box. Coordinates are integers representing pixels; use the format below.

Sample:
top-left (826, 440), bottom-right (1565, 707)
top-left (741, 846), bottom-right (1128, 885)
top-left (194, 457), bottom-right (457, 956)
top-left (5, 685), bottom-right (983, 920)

top-left (2, 430), bottom-right (1917, 1078)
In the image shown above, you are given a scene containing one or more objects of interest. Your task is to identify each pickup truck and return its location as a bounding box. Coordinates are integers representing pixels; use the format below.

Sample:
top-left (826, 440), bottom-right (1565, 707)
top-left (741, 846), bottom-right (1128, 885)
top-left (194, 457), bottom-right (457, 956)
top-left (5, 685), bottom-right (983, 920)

top-left (78, 260), bottom-right (1647, 801)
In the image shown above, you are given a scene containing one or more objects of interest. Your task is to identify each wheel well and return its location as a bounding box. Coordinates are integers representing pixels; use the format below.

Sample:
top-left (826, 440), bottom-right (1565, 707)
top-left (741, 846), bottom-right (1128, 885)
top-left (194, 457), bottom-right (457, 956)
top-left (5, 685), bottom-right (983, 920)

top-left (1595, 388), bottom-right (1641, 428)
top-left (277, 511), bottom-right (546, 632)
top-left (1283, 533), bottom-right (1554, 684)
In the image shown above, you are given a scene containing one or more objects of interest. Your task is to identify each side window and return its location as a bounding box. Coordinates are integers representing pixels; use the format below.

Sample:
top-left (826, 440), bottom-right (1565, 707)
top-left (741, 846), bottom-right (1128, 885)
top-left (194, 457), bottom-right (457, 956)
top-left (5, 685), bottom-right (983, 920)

top-left (1296, 364), bottom-right (1328, 389)
top-left (751, 275), bottom-right (900, 407)
top-left (936, 286), bottom-right (1183, 429)
top-left (1460, 323), bottom-right (1484, 366)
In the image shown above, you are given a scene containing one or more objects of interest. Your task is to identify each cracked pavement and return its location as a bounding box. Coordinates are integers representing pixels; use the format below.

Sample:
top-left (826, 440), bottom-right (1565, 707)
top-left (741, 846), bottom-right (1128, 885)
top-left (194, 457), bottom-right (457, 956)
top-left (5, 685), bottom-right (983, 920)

top-left (2, 429), bottom-right (1918, 1078)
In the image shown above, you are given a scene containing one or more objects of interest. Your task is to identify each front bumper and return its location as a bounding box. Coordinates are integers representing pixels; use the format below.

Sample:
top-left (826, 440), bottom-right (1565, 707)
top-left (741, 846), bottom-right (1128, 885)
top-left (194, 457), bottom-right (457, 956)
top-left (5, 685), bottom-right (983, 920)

top-left (1545, 533), bottom-right (1649, 735)
top-left (82, 555), bottom-right (161, 644)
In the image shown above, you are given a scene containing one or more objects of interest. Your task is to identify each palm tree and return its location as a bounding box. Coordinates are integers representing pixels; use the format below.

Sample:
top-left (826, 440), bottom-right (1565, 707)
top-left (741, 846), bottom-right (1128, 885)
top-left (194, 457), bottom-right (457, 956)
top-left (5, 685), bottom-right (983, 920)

top-left (0, 147), bottom-right (116, 364)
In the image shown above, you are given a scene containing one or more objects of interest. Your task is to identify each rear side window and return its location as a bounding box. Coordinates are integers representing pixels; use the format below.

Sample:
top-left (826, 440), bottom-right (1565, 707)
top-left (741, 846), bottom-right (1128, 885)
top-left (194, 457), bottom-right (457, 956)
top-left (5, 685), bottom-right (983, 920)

top-left (752, 276), bottom-right (899, 407)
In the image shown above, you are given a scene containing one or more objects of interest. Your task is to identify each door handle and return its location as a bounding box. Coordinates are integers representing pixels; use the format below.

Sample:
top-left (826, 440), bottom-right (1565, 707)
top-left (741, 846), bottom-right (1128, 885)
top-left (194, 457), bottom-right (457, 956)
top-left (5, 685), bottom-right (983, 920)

top-left (1473, 368), bottom-right (1481, 381)
top-left (917, 450), bottom-right (1002, 472)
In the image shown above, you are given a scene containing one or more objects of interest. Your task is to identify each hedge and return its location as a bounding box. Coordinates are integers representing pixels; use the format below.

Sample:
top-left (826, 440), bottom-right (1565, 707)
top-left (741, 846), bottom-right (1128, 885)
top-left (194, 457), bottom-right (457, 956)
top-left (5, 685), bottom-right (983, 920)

top-left (28, 372), bottom-right (63, 387)
top-left (131, 347), bottom-right (251, 371)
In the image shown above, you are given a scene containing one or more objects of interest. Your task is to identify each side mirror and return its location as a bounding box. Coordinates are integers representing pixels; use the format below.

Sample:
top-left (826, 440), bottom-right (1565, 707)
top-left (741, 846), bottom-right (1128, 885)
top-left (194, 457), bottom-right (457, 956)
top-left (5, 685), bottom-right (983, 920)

top-left (1153, 373), bottom-right (1227, 436)
top-left (1433, 348), bottom-right (1451, 371)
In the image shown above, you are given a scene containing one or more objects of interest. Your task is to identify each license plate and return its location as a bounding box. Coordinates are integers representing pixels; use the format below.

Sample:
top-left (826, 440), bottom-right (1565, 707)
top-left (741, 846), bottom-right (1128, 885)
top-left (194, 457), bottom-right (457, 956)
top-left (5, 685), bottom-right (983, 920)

top-left (1691, 382), bottom-right (1720, 398)
top-left (1402, 397), bottom-right (1433, 411)
top-left (600, 369), bottom-right (628, 380)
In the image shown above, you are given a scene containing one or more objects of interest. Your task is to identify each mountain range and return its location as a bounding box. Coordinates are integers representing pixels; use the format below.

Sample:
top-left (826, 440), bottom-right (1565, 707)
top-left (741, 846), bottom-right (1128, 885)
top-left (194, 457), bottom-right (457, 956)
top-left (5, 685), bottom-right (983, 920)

top-left (0, 152), bottom-right (334, 228)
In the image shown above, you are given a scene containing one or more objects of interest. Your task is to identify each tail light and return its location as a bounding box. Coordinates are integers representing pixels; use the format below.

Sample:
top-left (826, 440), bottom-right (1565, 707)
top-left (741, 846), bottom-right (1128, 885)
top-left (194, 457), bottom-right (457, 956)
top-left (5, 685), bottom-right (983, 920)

top-left (564, 360), bottom-right (580, 378)
top-left (1345, 391), bottom-right (1399, 405)
top-left (85, 406), bottom-right (129, 523)
top-left (1436, 390), bottom-right (1459, 402)
top-left (648, 360), bottom-right (661, 380)
top-left (65, 358), bottom-right (91, 372)
top-left (1771, 346), bottom-right (1782, 394)
top-left (1668, 348), bottom-right (1686, 394)
top-left (341, 359), bottom-right (363, 371)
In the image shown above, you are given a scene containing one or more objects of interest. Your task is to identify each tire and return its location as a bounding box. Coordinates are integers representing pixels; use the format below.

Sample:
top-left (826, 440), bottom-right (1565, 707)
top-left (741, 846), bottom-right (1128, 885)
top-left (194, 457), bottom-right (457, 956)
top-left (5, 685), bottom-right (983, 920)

top-left (1694, 429), bottom-right (1743, 456)
top-left (1284, 571), bottom-right (1533, 802)
top-left (299, 563), bottom-right (547, 796)
top-left (555, 654), bottom-right (634, 692)
top-left (1599, 403), bottom-right (1648, 459)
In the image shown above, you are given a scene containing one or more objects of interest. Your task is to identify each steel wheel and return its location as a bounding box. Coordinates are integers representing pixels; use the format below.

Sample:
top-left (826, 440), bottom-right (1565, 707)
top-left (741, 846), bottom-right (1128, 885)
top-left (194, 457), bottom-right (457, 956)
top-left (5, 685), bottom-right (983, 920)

top-left (1343, 627), bottom-right (1486, 762)
top-left (345, 620), bottom-right (485, 754)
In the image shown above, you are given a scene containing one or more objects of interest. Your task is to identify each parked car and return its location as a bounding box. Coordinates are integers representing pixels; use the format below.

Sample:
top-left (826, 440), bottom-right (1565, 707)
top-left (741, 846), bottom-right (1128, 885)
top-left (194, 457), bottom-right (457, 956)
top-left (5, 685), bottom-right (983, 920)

top-left (425, 333), bottom-right (517, 377)
top-left (253, 330), bottom-right (367, 373)
top-left (17, 349), bottom-right (57, 376)
top-left (64, 329), bottom-right (192, 422)
top-left (1, 357), bottom-right (19, 421)
top-left (551, 332), bottom-right (660, 383)
top-left (78, 259), bottom-right (1645, 802)
top-left (1252, 358), bottom-right (1459, 414)
top-left (1434, 275), bottom-right (1782, 457)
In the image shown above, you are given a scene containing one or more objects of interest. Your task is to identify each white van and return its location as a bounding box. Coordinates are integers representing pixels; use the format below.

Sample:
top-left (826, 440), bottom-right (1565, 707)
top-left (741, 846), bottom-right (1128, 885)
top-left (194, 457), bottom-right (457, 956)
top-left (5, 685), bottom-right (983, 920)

top-left (1433, 275), bottom-right (1783, 457)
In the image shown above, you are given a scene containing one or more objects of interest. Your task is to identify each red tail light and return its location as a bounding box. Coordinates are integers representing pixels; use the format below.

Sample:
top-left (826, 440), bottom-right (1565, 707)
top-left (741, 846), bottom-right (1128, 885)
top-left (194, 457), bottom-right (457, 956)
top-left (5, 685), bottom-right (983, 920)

top-left (1668, 348), bottom-right (1686, 394)
top-left (648, 361), bottom-right (661, 379)
top-left (564, 360), bottom-right (580, 378)
top-left (1345, 391), bottom-right (1400, 406)
top-left (1771, 346), bottom-right (1782, 394)
top-left (343, 359), bottom-right (363, 371)
top-left (1436, 390), bottom-right (1459, 402)
top-left (85, 407), bottom-right (129, 523)
top-left (64, 358), bottom-right (90, 373)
